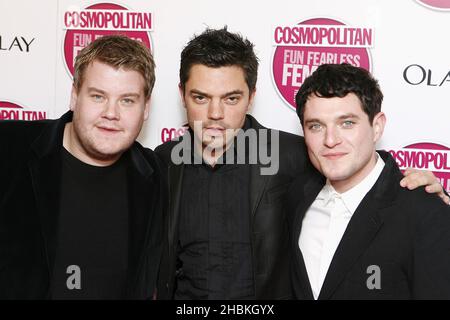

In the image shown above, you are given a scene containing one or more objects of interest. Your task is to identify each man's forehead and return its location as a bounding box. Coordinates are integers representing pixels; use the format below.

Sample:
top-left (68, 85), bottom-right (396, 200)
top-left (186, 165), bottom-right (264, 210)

top-left (187, 64), bottom-right (244, 79)
top-left (304, 100), bottom-right (369, 125)
top-left (186, 66), bottom-right (248, 92)
top-left (305, 94), bottom-right (363, 112)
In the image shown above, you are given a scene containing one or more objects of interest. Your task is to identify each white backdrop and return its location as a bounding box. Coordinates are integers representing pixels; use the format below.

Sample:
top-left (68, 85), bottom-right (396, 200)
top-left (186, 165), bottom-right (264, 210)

top-left (1, 0), bottom-right (449, 192)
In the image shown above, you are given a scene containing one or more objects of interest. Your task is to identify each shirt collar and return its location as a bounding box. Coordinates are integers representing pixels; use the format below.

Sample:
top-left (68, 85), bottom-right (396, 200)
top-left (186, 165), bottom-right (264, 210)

top-left (317, 152), bottom-right (385, 216)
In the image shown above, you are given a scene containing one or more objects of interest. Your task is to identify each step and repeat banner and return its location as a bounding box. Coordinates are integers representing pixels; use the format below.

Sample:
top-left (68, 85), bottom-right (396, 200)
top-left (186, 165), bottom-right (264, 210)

top-left (1, 0), bottom-right (449, 191)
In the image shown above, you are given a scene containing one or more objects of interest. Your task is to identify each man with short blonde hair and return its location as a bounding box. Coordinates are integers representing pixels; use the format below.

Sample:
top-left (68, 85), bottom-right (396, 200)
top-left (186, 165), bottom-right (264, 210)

top-left (0, 35), bottom-right (164, 299)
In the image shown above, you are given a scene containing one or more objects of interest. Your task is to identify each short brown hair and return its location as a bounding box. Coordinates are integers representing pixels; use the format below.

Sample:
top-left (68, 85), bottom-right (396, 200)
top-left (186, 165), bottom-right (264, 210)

top-left (295, 63), bottom-right (383, 126)
top-left (73, 35), bottom-right (155, 99)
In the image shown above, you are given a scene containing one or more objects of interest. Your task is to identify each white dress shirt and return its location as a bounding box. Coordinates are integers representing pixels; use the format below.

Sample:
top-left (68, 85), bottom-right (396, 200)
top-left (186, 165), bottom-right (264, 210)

top-left (299, 153), bottom-right (385, 299)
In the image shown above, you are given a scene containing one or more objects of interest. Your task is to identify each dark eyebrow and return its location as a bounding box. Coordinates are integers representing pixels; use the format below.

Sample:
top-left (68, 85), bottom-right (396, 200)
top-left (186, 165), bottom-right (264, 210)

top-left (189, 89), bottom-right (211, 98)
top-left (304, 113), bottom-right (360, 125)
top-left (338, 113), bottom-right (360, 120)
top-left (189, 89), bottom-right (244, 99)
top-left (222, 90), bottom-right (244, 98)
top-left (304, 118), bottom-right (323, 126)
top-left (120, 93), bottom-right (141, 98)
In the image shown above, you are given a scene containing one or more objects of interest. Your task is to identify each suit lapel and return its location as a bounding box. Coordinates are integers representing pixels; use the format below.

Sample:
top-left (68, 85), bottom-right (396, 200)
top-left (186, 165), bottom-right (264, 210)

top-left (167, 163), bottom-right (184, 256)
top-left (165, 134), bottom-right (186, 256)
top-left (318, 152), bottom-right (398, 299)
top-left (247, 115), bottom-right (271, 219)
top-left (249, 164), bottom-right (270, 218)
top-left (318, 195), bottom-right (384, 299)
top-left (28, 112), bottom-right (72, 294)
top-left (292, 174), bottom-right (325, 299)
top-left (125, 147), bottom-right (156, 297)
top-left (28, 149), bottom-right (62, 285)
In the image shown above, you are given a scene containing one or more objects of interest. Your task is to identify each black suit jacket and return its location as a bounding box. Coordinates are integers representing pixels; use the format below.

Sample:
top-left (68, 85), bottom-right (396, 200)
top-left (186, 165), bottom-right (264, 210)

top-left (287, 151), bottom-right (450, 299)
top-left (155, 114), bottom-right (309, 299)
top-left (0, 111), bottom-right (165, 299)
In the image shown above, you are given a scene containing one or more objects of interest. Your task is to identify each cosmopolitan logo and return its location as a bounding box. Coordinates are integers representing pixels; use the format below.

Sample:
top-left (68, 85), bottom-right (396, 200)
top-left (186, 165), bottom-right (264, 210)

top-left (274, 25), bottom-right (373, 48)
top-left (403, 64), bottom-right (450, 87)
top-left (161, 125), bottom-right (189, 143)
top-left (0, 101), bottom-right (47, 121)
top-left (63, 10), bottom-right (152, 31)
top-left (63, 3), bottom-right (153, 76)
top-left (391, 148), bottom-right (450, 171)
top-left (272, 18), bottom-right (373, 110)
top-left (389, 142), bottom-right (450, 193)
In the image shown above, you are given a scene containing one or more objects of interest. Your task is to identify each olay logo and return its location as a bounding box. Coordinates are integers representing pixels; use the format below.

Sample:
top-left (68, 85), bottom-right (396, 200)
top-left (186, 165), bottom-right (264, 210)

top-left (0, 35), bottom-right (35, 53)
top-left (403, 64), bottom-right (450, 87)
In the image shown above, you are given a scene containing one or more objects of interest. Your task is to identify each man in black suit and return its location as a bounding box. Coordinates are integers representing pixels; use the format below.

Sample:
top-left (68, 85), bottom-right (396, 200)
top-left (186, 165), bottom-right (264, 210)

top-left (156, 27), bottom-right (308, 299)
top-left (155, 28), bottom-right (447, 300)
top-left (288, 63), bottom-right (450, 299)
top-left (0, 35), bottom-right (165, 299)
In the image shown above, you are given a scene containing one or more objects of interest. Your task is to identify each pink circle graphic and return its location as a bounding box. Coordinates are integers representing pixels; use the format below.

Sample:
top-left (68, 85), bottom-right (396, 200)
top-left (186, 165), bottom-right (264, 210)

top-left (390, 142), bottom-right (450, 193)
top-left (272, 18), bottom-right (372, 110)
top-left (416, 0), bottom-right (450, 10)
top-left (0, 101), bottom-right (22, 120)
top-left (63, 2), bottom-right (152, 77)
top-left (0, 101), bottom-right (23, 109)
top-left (0, 100), bottom-right (47, 120)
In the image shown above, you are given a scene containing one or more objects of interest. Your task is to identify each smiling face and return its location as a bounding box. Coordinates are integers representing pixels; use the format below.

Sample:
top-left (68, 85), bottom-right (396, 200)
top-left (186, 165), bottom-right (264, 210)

top-left (303, 93), bottom-right (385, 193)
top-left (64, 60), bottom-right (150, 166)
top-left (181, 64), bottom-right (255, 154)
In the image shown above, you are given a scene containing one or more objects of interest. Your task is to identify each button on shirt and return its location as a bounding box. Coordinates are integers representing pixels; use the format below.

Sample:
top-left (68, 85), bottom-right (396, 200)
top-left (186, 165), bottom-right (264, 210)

top-left (299, 154), bottom-right (385, 299)
top-left (175, 161), bottom-right (253, 300)
top-left (175, 119), bottom-right (255, 300)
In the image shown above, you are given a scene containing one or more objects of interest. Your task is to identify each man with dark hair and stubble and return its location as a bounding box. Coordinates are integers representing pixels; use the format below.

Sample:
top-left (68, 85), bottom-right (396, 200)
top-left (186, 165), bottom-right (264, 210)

top-left (287, 63), bottom-right (450, 299)
top-left (0, 35), bottom-right (165, 299)
top-left (155, 28), bottom-right (448, 300)
top-left (156, 27), bottom-right (308, 299)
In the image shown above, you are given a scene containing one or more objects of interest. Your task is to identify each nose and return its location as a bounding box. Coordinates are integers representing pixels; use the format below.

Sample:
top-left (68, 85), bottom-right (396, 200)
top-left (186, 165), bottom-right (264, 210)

top-left (207, 99), bottom-right (224, 120)
top-left (103, 100), bottom-right (120, 120)
top-left (324, 126), bottom-right (342, 148)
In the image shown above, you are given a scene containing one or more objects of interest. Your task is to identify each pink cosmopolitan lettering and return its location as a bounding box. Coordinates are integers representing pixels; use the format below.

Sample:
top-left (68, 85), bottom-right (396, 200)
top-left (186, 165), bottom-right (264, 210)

top-left (389, 142), bottom-right (450, 193)
top-left (63, 3), bottom-right (152, 76)
top-left (272, 18), bottom-right (372, 110)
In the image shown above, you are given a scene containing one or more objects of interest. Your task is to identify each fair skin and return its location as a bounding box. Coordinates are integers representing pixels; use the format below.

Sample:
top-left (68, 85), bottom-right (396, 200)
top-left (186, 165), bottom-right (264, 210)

top-left (64, 60), bottom-right (150, 166)
top-left (303, 92), bottom-right (449, 203)
top-left (180, 64), bottom-right (255, 165)
top-left (303, 93), bottom-right (386, 193)
top-left (178, 65), bottom-right (449, 201)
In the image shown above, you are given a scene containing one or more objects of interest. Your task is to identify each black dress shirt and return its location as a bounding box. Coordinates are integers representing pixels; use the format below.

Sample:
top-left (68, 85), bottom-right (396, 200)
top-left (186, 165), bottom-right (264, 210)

top-left (175, 121), bottom-right (255, 300)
